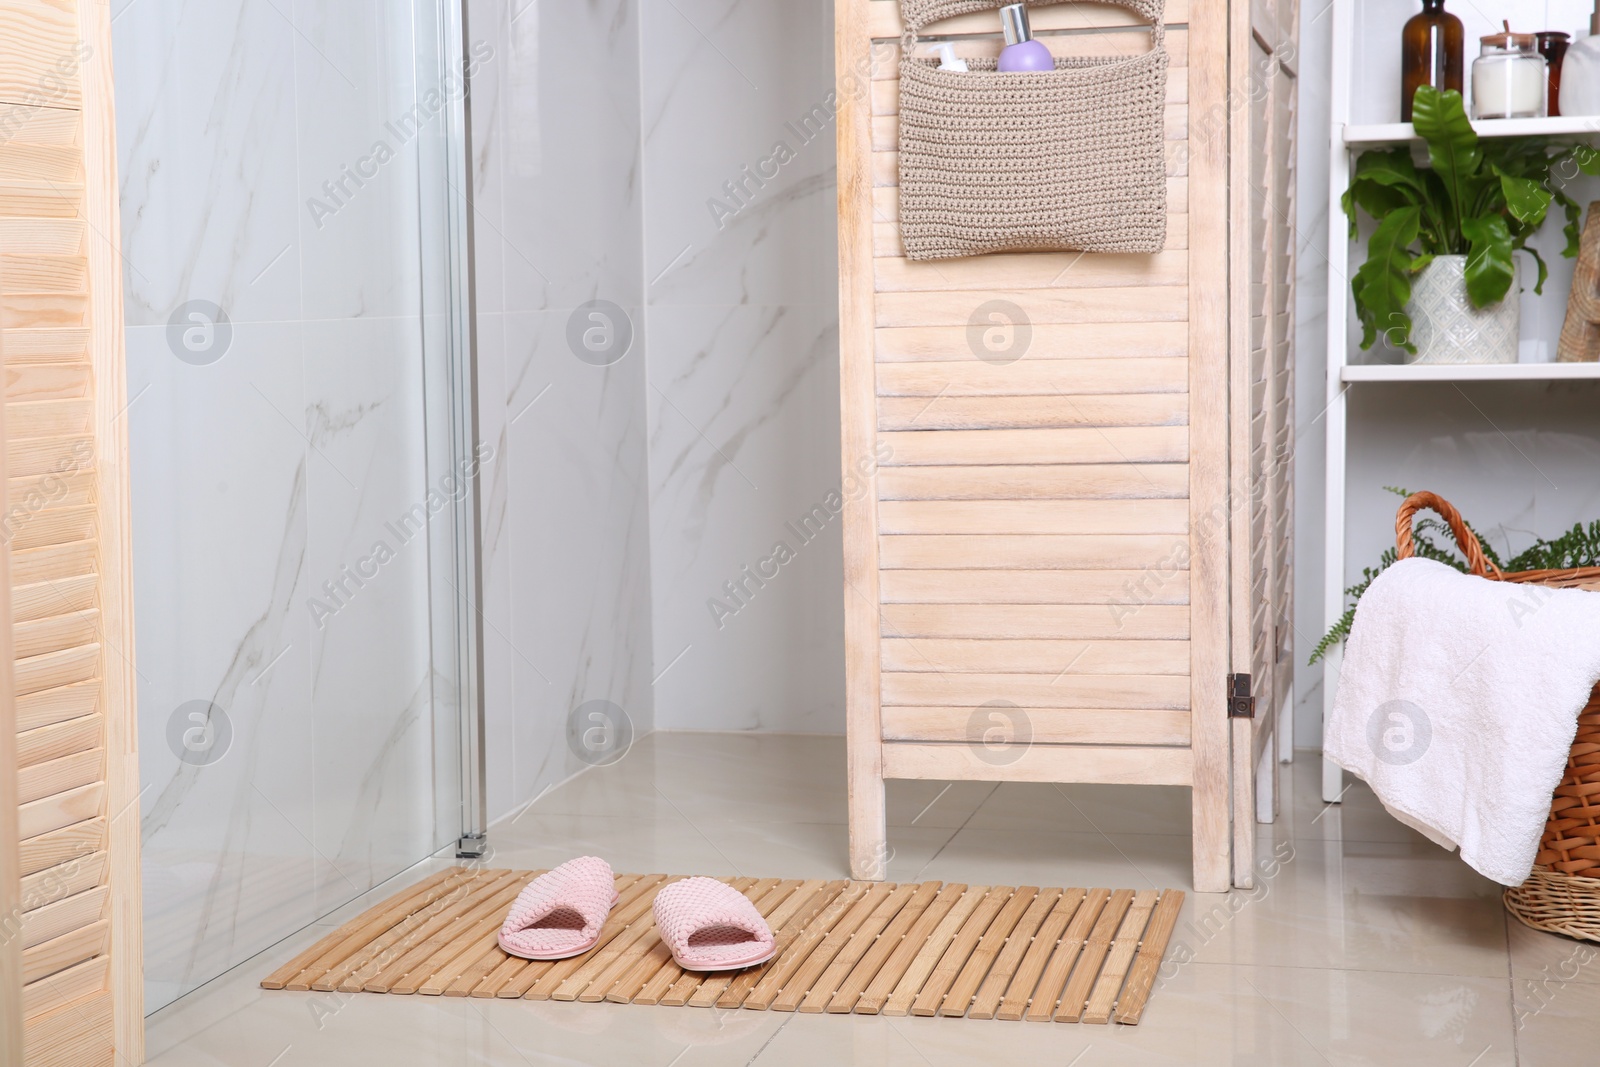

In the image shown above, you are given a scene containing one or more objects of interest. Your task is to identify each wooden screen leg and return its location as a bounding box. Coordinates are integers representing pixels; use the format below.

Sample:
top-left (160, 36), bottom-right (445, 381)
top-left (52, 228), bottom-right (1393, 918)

top-left (849, 766), bottom-right (887, 882)
top-left (1231, 719), bottom-right (1256, 889)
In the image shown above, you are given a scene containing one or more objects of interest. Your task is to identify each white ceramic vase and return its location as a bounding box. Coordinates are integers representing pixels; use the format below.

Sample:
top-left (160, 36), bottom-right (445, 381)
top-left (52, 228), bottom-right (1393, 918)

top-left (1405, 254), bottom-right (1520, 365)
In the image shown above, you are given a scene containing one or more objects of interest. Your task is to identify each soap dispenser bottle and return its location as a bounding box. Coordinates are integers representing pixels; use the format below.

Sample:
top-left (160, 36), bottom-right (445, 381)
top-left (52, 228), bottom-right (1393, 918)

top-left (997, 4), bottom-right (1053, 72)
top-left (1561, 1), bottom-right (1600, 115)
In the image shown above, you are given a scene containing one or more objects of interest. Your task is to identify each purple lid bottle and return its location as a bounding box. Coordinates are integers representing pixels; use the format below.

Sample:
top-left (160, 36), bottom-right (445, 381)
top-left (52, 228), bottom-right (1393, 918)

top-left (998, 4), bottom-right (1054, 71)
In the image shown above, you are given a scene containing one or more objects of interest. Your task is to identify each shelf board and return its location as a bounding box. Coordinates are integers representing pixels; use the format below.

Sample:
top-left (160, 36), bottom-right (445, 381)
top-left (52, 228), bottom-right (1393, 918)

top-left (1343, 116), bottom-right (1600, 145)
top-left (1342, 362), bottom-right (1600, 383)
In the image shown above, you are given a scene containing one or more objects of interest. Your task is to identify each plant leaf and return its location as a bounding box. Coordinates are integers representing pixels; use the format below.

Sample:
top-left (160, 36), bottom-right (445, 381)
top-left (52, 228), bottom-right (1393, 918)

top-left (1353, 206), bottom-right (1421, 351)
top-left (1461, 214), bottom-right (1516, 307)
top-left (1410, 86), bottom-right (1482, 247)
top-left (1497, 171), bottom-right (1552, 227)
top-left (1524, 244), bottom-right (1549, 294)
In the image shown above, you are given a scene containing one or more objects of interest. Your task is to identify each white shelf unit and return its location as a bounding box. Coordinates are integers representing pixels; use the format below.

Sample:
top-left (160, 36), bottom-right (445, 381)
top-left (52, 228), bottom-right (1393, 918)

top-left (1322, 0), bottom-right (1600, 803)
top-left (1342, 362), bottom-right (1600, 382)
top-left (1345, 116), bottom-right (1600, 145)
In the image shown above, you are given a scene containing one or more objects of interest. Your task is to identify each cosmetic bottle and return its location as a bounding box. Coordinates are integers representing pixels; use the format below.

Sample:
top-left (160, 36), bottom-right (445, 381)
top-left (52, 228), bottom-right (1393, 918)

top-left (1537, 32), bottom-right (1570, 116)
top-left (934, 43), bottom-right (969, 72)
top-left (1562, 1), bottom-right (1600, 116)
top-left (998, 4), bottom-right (1053, 72)
top-left (1401, 0), bottom-right (1463, 121)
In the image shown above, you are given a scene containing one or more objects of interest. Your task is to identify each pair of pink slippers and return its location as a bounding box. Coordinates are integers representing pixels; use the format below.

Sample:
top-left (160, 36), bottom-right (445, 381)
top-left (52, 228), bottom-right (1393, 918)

top-left (497, 857), bottom-right (776, 971)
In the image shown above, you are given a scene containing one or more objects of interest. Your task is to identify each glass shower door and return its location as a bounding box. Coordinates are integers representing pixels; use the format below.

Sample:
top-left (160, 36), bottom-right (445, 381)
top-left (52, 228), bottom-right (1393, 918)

top-left (113, 0), bottom-right (477, 1010)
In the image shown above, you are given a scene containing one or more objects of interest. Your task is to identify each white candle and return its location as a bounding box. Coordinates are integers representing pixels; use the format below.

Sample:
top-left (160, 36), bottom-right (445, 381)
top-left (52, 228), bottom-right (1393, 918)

top-left (1472, 53), bottom-right (1546, 119)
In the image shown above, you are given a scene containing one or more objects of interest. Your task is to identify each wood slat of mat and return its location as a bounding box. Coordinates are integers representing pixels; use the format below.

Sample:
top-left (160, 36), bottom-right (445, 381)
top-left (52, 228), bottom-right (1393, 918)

top-left (681, 883), bottom-right (825, 1004)
top-left (633, 879), bottom-right (779, 1006)
top-left (289, 869), bottom-right (479, 992)
top-left (409, 876), bottom-right (534, 1004)
top-left (1082, 889), bottom-right (1158, 1024)
top-left (551, 877), bottom-right (684, 1002)
top-left (325, 873), bottom-right (510, 994)
top-left (739, 882), bottom-right (871, 1011)
top-left (260, 868), bottom-right (461, 990)
top-left (1113, 890), bottom-right (1184, 1025)
top-left (939, 886), bottom-right (1040, 1018)
top-left (823, 880), bottom-right (940, 1015)
top-left (601, 877), bottom-right (760, 1004)
top-left (801, 881), bottom-right (920, 1013)
top-left (1054, 889), bottom-right (1134, 1023)
top-left (376, 872), bottom-right (526, 995)
top-left (881, 885), bottom-right (988, 1017)
top-left (713, 880), bottom-right (850, 1010)
top-left (971, 887), bottom-right (1061, 1020)
top-left (498, 875), bottom-right (658, 1000)
top-left (852, 882), bottom-right (965, 1016)
top-left (1024, 888), bottom-right (1107, 1022)
top-left (469, 873), bottom-right (644, 999)
top-left (912, 886), bottom-right (1016, 1017)
top-left (770, 882), bottom-right (896, 1012)
top-left (996, 889), bottom-right (1083, 1022)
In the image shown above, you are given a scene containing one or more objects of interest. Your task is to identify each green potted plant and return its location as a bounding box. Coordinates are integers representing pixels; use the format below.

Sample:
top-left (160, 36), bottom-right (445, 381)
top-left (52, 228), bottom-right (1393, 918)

top-left (1344, 86), bottom-right (1584, 364)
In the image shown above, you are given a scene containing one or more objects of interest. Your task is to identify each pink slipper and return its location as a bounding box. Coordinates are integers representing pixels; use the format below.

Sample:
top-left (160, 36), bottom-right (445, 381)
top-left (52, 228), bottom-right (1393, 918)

top-left (652, 877), bottom-right (776, 971)
top-left (498, 857), bottom-right (618, 960)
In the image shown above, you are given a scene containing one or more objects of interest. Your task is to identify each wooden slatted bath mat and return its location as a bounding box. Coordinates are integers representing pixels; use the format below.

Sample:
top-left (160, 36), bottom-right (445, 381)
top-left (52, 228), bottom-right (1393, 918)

top-left (261, 868), bottom-right (1184, 1024)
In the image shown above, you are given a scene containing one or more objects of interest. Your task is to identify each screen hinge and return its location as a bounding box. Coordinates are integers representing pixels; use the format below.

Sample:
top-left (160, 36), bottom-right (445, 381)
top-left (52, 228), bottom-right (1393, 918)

top-left (1227, 673), bottom-right (1257, 719)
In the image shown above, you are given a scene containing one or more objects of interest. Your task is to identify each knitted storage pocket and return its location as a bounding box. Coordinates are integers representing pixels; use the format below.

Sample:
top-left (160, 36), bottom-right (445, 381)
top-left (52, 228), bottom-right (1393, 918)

top-left (896, 0), bottom-right (1168, 260)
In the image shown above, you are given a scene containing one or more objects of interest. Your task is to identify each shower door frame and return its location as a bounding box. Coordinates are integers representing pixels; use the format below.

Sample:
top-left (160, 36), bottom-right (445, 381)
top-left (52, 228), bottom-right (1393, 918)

top-left (417, 0), bottom-right (488, 859)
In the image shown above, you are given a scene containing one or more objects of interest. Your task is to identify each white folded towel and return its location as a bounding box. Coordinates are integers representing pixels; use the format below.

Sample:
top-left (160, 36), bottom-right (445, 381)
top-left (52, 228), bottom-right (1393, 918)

top-left (1325, 557), bottom-right (1600, 886)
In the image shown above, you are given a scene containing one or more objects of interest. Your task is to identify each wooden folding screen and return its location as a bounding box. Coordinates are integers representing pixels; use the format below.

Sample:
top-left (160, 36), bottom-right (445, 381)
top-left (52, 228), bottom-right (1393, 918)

top-left (1228, 0), bottom-right (1298, 886)
top-left (837, 0), bottom-right (1296, 892)
top-left (1, 0), bottom-right (141, 1061)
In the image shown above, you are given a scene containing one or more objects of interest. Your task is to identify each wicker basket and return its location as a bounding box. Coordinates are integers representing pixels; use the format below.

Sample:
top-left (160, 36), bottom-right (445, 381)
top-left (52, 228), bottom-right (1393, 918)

top-left (1394, 492), bottom-right (1600, 942)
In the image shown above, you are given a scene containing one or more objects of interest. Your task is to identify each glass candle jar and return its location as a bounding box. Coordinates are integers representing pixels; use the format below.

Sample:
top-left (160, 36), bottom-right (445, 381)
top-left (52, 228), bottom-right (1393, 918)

top-left (1472, 26), bottom-right (1547, 119)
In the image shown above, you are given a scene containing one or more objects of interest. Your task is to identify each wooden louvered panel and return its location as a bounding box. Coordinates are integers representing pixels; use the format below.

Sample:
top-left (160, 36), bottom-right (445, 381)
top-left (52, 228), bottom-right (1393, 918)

top-left (21, 885), bottom-right (105, 950)
top-left (1226, 15), bottom-right (1297, 886)
top-left (879, 500), bottom-right (1190, 536)
top-left (880, 570), bottom-right (1188, 605)
top-left (882, 708), bottom-right (1192, 746)
top-left (15, 713), bottom-right (100, 768)
top-left (880, 427), bottom-right (1189, 466)
top-left (875, 321), bottom-right (1188, 362)
top-left (16, 817), bottom-right (103, 879)
top-left (880, 535), bottom-right (1188, 571)
top-left (880, 604), bottom-right (1189, 641)
top-left (876, 358), bottom-right (1189, 396)
top-left (881, 638), bottom-right (1190, 676)
top-left (840, 0), bottom-right (1236, 891)
top-left (882, 672), bottom-right (1190, 710)
top-left (3, 0), bottom-right (135, 1059)
top-left (877, 464), bottom-right (1190, 501)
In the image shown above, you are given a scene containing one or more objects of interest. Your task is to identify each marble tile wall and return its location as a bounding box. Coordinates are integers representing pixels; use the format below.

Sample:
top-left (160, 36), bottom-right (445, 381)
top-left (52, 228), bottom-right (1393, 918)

top-left (116, 0), bottom-right (468, 1010)
top-left (638, 0), bottom-right (845, 734)
top-left (465, 0), bottom-right (656, 824)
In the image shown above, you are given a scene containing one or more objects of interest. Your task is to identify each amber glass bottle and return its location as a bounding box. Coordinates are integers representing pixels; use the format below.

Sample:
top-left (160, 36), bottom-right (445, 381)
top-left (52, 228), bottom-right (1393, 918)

top-left (1401, 0), bottom-right (1465, 120)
